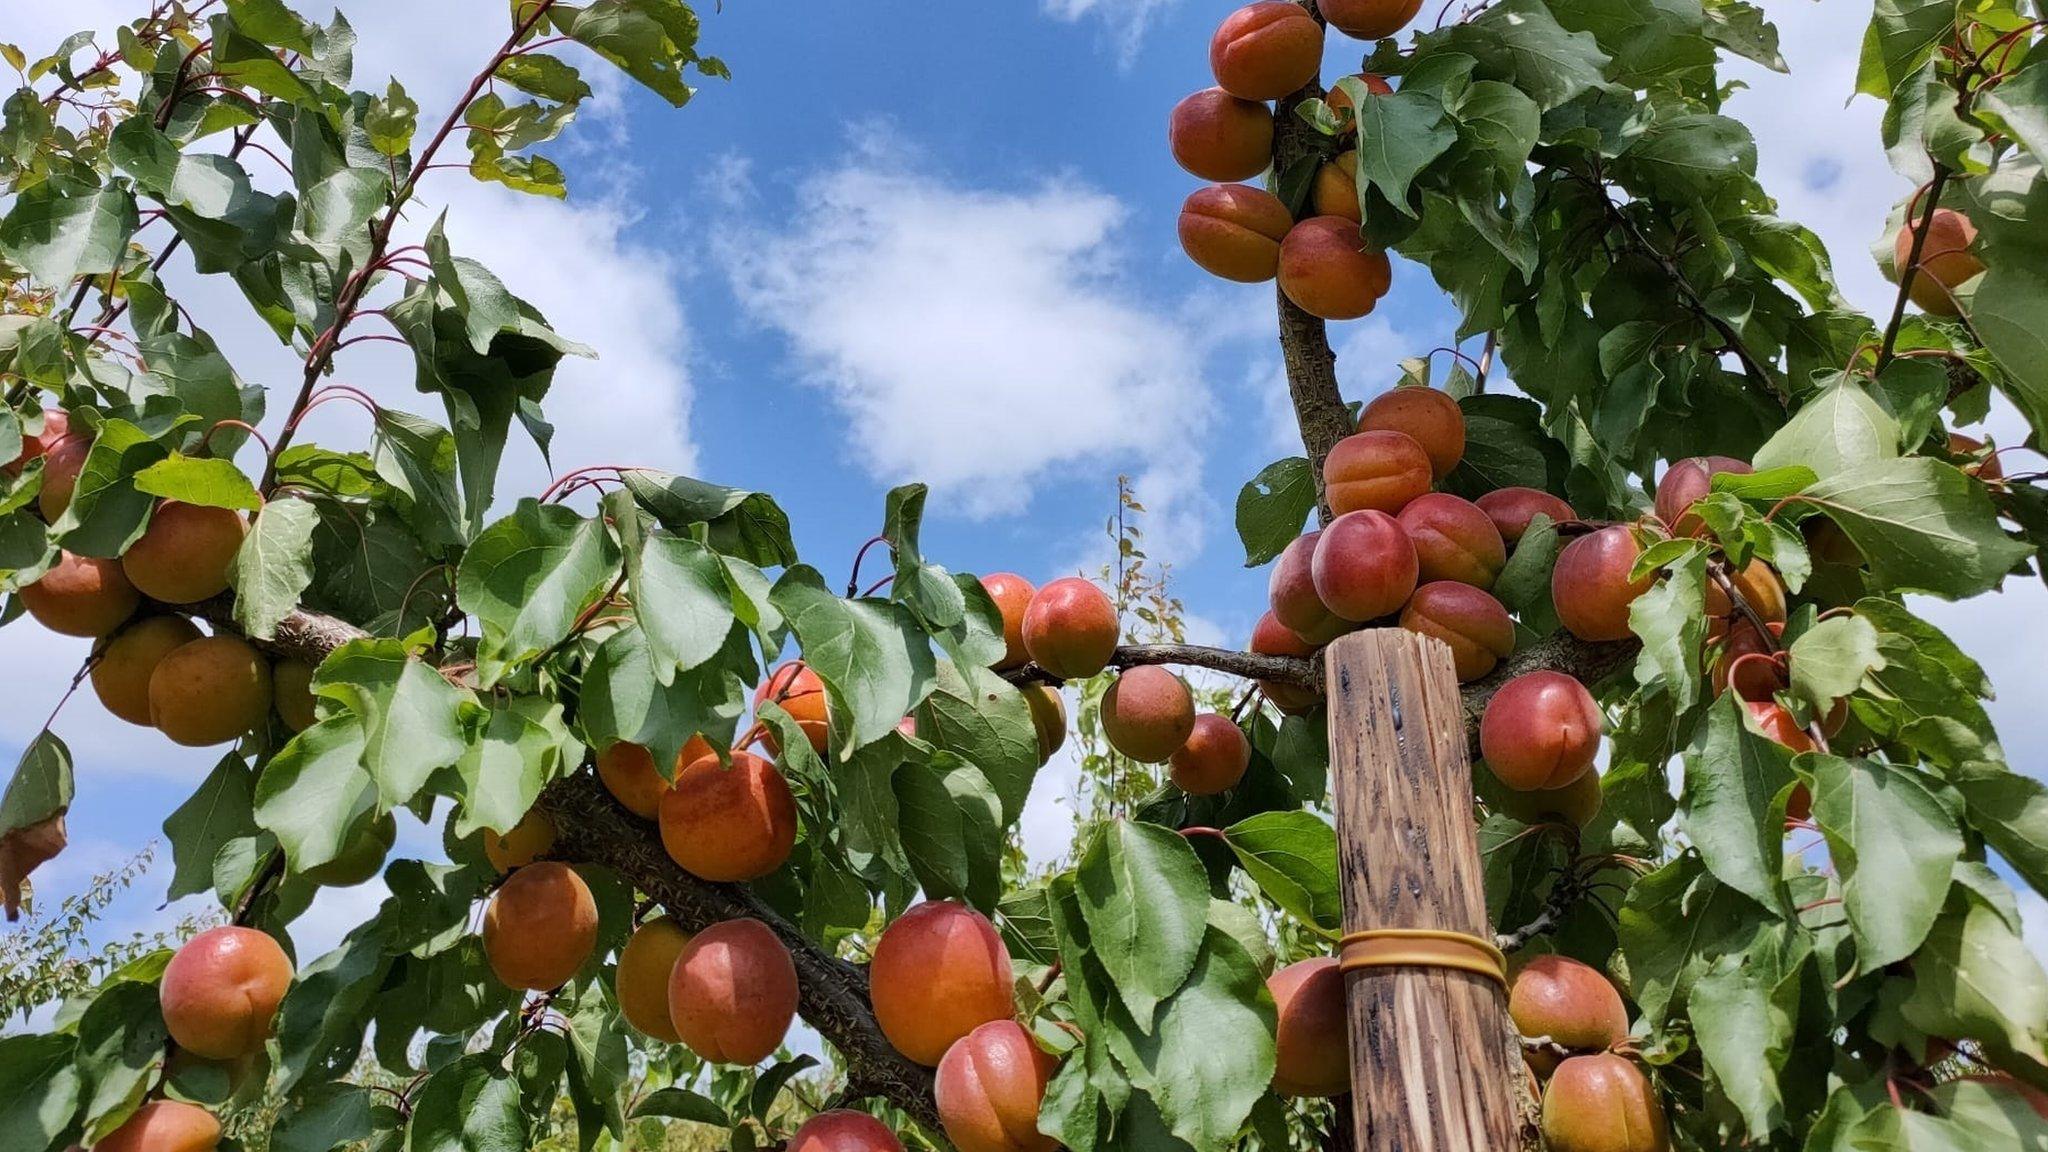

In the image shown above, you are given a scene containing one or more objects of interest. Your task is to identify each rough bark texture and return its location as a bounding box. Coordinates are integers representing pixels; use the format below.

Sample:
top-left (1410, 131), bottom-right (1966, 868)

top-left (1004, 642), bottom-right (1319, 692)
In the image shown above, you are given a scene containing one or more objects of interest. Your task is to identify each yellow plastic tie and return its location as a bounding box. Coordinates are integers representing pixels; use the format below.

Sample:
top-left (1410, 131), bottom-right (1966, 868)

top-left (1338, 927), bottom-right (1509, 988)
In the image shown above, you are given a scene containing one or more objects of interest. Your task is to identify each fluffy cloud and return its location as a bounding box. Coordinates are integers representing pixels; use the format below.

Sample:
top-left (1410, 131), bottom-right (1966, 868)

top-left (1039, 0), bottom-right (1184, 66)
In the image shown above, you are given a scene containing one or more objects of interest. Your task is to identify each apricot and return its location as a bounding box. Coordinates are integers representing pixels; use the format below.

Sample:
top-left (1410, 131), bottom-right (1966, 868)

top-left (1210, 2), bottom-right (1323, 101)
top-left (1309, 153), bottom-right (1360, 225)
top-left (1169, 713), bottom-right (1251, 795)
top-left (122, 502), bottom-right (247, 604)
top-left (1268, 531), bottom-right (1349, 644)
top-left (935, 1019), bottom-right (1060, 1152)
top-left (1805, 516), bottom-right (1863, 567)
top-left (755, 661), bottom-right (828, 755)
top-left (1654, 455), bottom-right (1749, 538)
top-left (1541, 1053), bottom-right (1670, 1152)
top-left (1786, 783), bottom-right (1813, 822)
top-left (36, 430), bottom-right (90, 519)
top-left (1949, 431), bottom-right (2002, 480)
top-left (305, 811), bottom-right (395, 887)
top-left (788, 1110), bottom-right (905, 1152)
top-left (1021, 683), bottom-right (1066, 762)
top-left (1496, 769), bottom-right (1603, 829)
top-left (272, 657), bottom-right (318, 731)
top-left (1311, 509), bottom-right (1417, 622)
top-left (21, 550), bottom-right (139, 637)
top-left (148, 634), bottom-right (271, 746)
top-left (1169, 88), bottom-right (1274, 182)
top-left (1250, 610), bottom-right (1321, 713)
top-left (94, 1100), bottom-right (221, 1152)
top-left (1102, 666), bottom-right (1197, 763)
top-left (1324, 73), bottom-right (1394, 132)
top-left (1022, 576), bottom-right (1120, 680)
top-left (1360, 387), bottom-right (1464, 479)
top-left (1321, 429), bottom-right (1431, 516)
top-left (599, 734), bottom-right (714, 820)
top-left (483, 808), bottom-right (556, 873)
top-left (1269, 956), bottom-right (1348, 1097)
top-left (1710, 619), bottom-right (1786, 701)
top-left (1480, 671), bottom-right (1601, 791)
top-left (160, 925), bottom-right (293, 1060)
top-left (1476, 487), bottom-right (1575, 544)
top-left (1278, 216), bottom-right (1392, 320)
top-left (1744, 700), bottom-right (1814, 754)
top-left (1894, 206), bottom-right (1980, 316)
top-left (659, 750), bottom-right (797, 882)
top-left (981, 572), bottom-right (1036, 670)
top-left (1397, 493), bottom-right (1505, 589)
top-left (871, 900), bottom-right (1016, 1066)
top-left (91, 615), bottom-right (203, 725)
top-left (483, 860), bottom-right (598, 990)
top-left (1551, 526), bottom-right (1654, 642)
top-left (1179, 184), bottom-right (1294, 283)
top-left (1319, 0), bottom-right (1426, 38)
top-left (668, 917), bottom-right (798, 1064)
top-left (4, 408), bottom-right (68, 475)
top-left (1398, 582), bottom-right (1513, 682)
top-left (1508, 955), bottom-right (1629, 1076)
top-left (617, 915), bottom-right (692, 1042)
top-left (1704, 558), bottom-right (1787, 625)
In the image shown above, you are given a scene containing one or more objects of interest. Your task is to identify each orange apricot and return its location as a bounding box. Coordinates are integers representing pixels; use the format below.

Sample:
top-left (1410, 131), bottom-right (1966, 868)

top-left (1710, 619), bottom-right (1786, 701)
top-left (36, 430), bottom-right (91, 520)
top-left (1508, 955), bottom-right (1629, 1076)
top-left (1170, 714), bottom-right (1251, 795)
top-left (659, 750), bottom-right (797, 882)
top-left (1102, 666), bottom-right (1197, 763)
top-left (1475, 487), bottom-right (1575, 544)
top-left (1496, 769), bottom-right (1603, 829)
top-left (483, 808), bottom-right (556, 873)
top-left (1397, 493), bottom-right (1505, 588)
top-left (1269, 531), bottom-right (1350, 644)
top-left (1179, 184), bottom-right (1294, 283)
top-left (4, 408), bottom-right (68, 475)
top-left (160, 925), bottom-right (294, 1060)
top-left (1310, 509), bottom-right (1417, 622)
top-left (1021, 577), bottom-right (1119, 680)
top-left (668, 917), bottom-right (798, 1064)
top-left (935, 1019), bottom-right (1060, 1152)
top-left (21, 550), bottom-right (140, 637)
top-left (1269, 956), bottom-right (1348, 1097)
top-left (1949, 431), bottom-right (2002, 480)
top-left (617, 915), bottom-right (692, 1042)
top-left (1360, 387), bottom-right (1465, 479)
top-left (1021, 683), bottom-right (1067, 762)
top-left (1310, 150), bottom-right (1361, 222)
top-left (981, 572), bottom-right (1036, 670)
top-left (599, 733), bottom-right (714, 821)
top-left (1744, 700), bottom-right (1815, 754)
top-left (1325, 72), bottom-right (1395, 133)
top-left (1704, 557), bottom-right (1787, 625)
top-left (788, 1110), bottom-right (905, 1152)
top-left (483, 861), bottom-right (598, 991)
top-left (121, 501), bottom-right (246, 604)
top-left (1321, 429), bottom-right (1431, 516)
top-left (1399, 582), bottom-right (1514, 682)
top-left (1480, 671), bottom-right (1602, 791)
top-left (91, 615), bottom-right (203, 725)
top-left (94, 1100), bottom-right (222, 1152)
top-left (1551, 526), bottom-right (1654, 642)
top-left (1541, 1053), bottom-right (1670, 1152)
top-left (1654, 455), bottom-right (1750, 538)
top-left (149, 634), bottom-right (271, 747)
top-left (1210, 2), bottom-right (1323, 101)
top-left (1319, 0), bottom-right (1426, 38)
top-left (756, 661), bottom-right (828, 755)
top-left (1250, 610), bottom-right (1321, 714)
top-left (871, 900), bottom-right (1016, 1066)
top-left (272, 657), bottom-right (318, 731)
top-left (1894, 207), bottom-right (1980, 317)
top-left (1169, 88), bottom-right (1274, 182)
top-left (1278, 216), bottom-right (1392, 320)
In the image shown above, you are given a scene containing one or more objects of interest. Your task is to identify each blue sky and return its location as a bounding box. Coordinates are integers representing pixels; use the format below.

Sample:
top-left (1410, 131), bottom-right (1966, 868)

top-left (6, 0), bottom-right (2048, 971)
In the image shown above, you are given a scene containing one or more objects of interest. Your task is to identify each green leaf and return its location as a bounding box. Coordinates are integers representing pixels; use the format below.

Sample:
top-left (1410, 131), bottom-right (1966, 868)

top-left (579, 625), bottom-right (745, 777)
top-left (1950, 761), bottom-right (2048, 898)
top-left (314, 639), bottom-right (471, 810)
top-left (50, 418), bottom-right (170, 558)
top-left (896, 754), bottom-right (1004, 911)
top-left (1808, 754), bottom-right (1962, 967)
top-left (1453, 80), bottom-right (1539, 189)
top-left (617, 514), bottom-right (735, 683)
top-left (74, 980), bottom-right (168, 1141)
top-left (366, 78), bottom-right (419, 157)
top-left (1234, 457), bottom-right (1315, 568)
top-left (495, 54), bottom-right (593, 103)
top-left (912, 662), bottom-right (1041, 825)
top-left (453, 698), bottom-right (575, 840)
top-left (768, 565), bottom-right (937, 754)
top-left (630, 1087), bottom-right (728, 1125)
top-left (424, 214), bottom-right (520, 356)
top-left (253, 715), bottom-right (377, 873)
top-left (619, 468), bottom-right (795, 568)
top-left (1802, 458), bottom-right (2031, 598)
top-left (558, 0), bottom-right (712, 107)
top-left (1442, 0), bottom-right (1614, 111)
top-left (0, 181), bottom-right (138, 288)
top-left (130, 454), bottom-right (261, 510)
top-left (1969, 260), bottom-right (2048, 444)
top-left (1681, 695), bottom-right (1794, 915)
top-left (1222, 811), bottom-right (1341, 932)
top-left (457, 499), bottom-right (620, 686)
top-left (1629, 545), bottom-right (1707, 714)
top-left (272, 1083), bottom-right (375, 1152)
top-left (1899, 889), bottom-right (2048, 1066)
top-left (883, 483), bottom-right (965, 630)
top-left (0, 730), bottom-right (72, 838)
top-left (1075, 820), bottom-right (1209, 1025)
top-left (1353, 90), bottom-right (1457, 216)
top-left (162, 753), bottom-right (258, 901)
top-left (0, 1033), bottom-right (81, 1152)
top-left (1689, 920), bottom-right (1807, 1139)
top-left (372, 408), bottom-right (464, 549)
top-left (231, 496), bottom-right (319, 640)
top-left (1616, 853), bottom-right (1776, 1027)
top-left (1856, 0), bottom-right (1953, 99)
top-left (1786, 614), bottom-right (1884, 711)
top-left (406, 1052), bottom-right (529, 1152)
top-left (1751, 379), bottom-right (1898, 480)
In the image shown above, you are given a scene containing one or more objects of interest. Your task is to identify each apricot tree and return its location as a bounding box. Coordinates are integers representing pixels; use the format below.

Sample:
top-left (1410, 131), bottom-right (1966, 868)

top-left (2, 0), bottom-right (2048, 1150)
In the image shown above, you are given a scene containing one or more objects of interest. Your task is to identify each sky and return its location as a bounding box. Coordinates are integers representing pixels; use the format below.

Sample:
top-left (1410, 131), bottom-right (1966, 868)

top-left (5, 0), bottom-right (2048, 984)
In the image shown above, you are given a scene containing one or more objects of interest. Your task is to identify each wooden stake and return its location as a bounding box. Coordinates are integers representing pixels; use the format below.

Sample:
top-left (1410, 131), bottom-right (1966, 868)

top-left (1324, 629), bottom-right (1532, 1151)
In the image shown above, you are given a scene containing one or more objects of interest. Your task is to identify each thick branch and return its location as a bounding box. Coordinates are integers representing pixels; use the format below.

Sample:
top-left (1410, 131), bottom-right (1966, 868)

top-left (1002, 643), bottom-right (1318, 691)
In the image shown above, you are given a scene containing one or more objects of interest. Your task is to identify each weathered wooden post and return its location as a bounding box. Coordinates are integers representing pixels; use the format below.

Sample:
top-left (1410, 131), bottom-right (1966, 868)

top-left (1324, 629), bottom-right (1529, 1150)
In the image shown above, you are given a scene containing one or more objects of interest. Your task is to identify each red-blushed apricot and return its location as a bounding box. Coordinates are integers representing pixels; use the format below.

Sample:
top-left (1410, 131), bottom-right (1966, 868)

top-left (1170, 714), bottom-right (1252, 795)
top-left (1169, 88), bottom-right (1274, 182)
top-left (1311, 509), bottom-right (1417, 622)
top-left (149, 634), bottom-right (271, 747)
top-left (1179, 184), bottom-right (1294, 283)
top-left (1476, 487), bottom-right (1575, 544)
top-left (483, 808), bottom-right (556, 873)
top-left (788, 1110), bottom-right (905, 1152)
top-left (1894, 206), bottom-right (1980, 316)
top-left (1360, 387), bottom-right (1465, 479)
top-left (1269, 956), bottom-right (1348, 1097)
top-left (935, 1019), bottom-right (1060, 1152)
top-left (1397, 493), bottom-right (1505, 589)
top-left (1310, 151), bottom-right (1360, 222)
top-left (1744, 700), bottom-right (1815, 754)
top-left (160, 925), bottom-right (293, 1060)
top-left (1949, 431), bottom-right (2003, 480)
top-left (4, 408), bottom-right (68, 475)
top-left (599, 734), bottom-right (715, 821)
top-left (1481, 671), bottom-right (1601, 791)
top-left (36, 430), bottom-right (91, 520)
top-left (91, 615), bottom-right (203, 725)
top-left (1786, 782), bottom-right (1813, 822)
top-left (981, 572), bottom-right (1036, 670)
top-left (1654, 455), bottom-right (1750, 538)
top-left (1324, 73), bottom-right (1394, 132)
top-left (21, 550), bottom-right (140, 637)
top-left (272, 657), bottom-right (317, 732)
top-left (660, 750), bottom-right (797, 882)
top-left (755, 661), bottom-right (828, 755)
top-left (1508, 955), bottom-right (1629, 1077)
top-left (1551, 526), bottom-right (1654, 642)
top-left (871, 901), bottom-right (1016, 1066)
top-left (1021, 683), bottom-right (1066, 762)
top-left (1268, 531), bottom-right (1350, 644)
top-left (1102, 666), bottom-right (1196, 763)
top-left (305, 811), bottom-right (395, 888)
top-left (1710, 619), bottom-right (1786, 701)
top-left (1250, 610), bottom-right (1321, 714)
top-left (1399, 582), bottom-right (1513, 682)
top-left (1321, 429), bottom-right (1432, 516)
top-left (121, 501), bottom-right (247, 604)
top-left (1022, 576), bottom-right (1119, 680)
top-left (1496, 769), bottom-right (1603, 829)
top-left (483, 861), bottom-right (598, 990)
top-left (617, 915), bottom-right (692, 1042)
top-left (1704, 558), bottom-right (1788, 625)
top-left (668, 917), bottom-right (798, 1064)
top-left (1278, 216), bottom-right (1392, 320)
top-left (1541, 1053), bottom-right (1670, 1152)
top-left (1210, 1), bottom-right (1323, 101)
top-left (1320, 0), bottom-right (1425, 38)
top-left (94, 1099), bottom-right (222, 1152)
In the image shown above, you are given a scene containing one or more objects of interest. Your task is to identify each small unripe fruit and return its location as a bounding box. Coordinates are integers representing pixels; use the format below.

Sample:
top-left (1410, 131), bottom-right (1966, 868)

top-left (483, 861), bottom-right (598, 990)
top-left (1508, 955), bottom-right (1629, 1076)
top-left (1269, 531), bottom-right (1350, 644)
top-left (36, 430), bottom-right (91, 520)
top-left (660, 750), bottom-right (797, 882)
top-left (1893, 206), bottom-right (1981, 316)
top-left (1210, 2), bottom-right (1323, 100)
top-left (981, 572), bottom-right (1036, 670)
top-left (1278, 216), bottom-right (1392, 320)
top-left (1170, 714), bottom-right (1252, 795)
top-left (149, 634), bottom-right (272, 746)
top-left (871, 901), bottom-right (1016, 1066)
top-left (1102, 666), bottom-right (1196, 763)
top-left (935, 1019), bottom-right (1060, 1152)
top-left (1021, 683), bottom-right (1066, 762)
top-left (1551, 526), bottom-right (1654, 642)
top-left (272, 657), bottom-right (318, 731)
top-left (599, 733), bottom-right (714, 821)
top-left (121, 501), bottom-right (247, 604)
top-left (1476, 487), bottom-right (1576, 544)
top-left (1179, 184), bottom-right (1294, 283)
top-left (94, 1099), bottom-right (222, 1152)
top-left (1269, 956), bottom-right (1348, 1097)
top-left (1311, 509), bottom-right (1417, 622)
top-left (1360, 387), bottom-right (1464, 479)
top-left (1481, 671), bottom-right (1601, 791)
top-left (617, 915), bottom-right (692, 1042)
top-left (4, 408), bottom-right (68, 475)
top-left (1250, 610), bottom-right (1320, 713)
top-left (483, 808), bottom-right (555, 873)
top-left (1169, 88), bottom-right (1274, 182)
top-left (1496, 769), bottom-right (1603, 828)
top-left (1311, 151), bottom-right (1360, 222)
top-left (1319, 0), bottom-right (1426, 38)
top-left (788, 1110), bottom-right (905, 1152)
top-left (21, 550), bottom-right (140, 637)
top-left (1398, 493), bottom-right (1506, 588)
top-left (1322, 429), bottom-right (1432, 517)
top-left (755, 662), bottom-right (828, 755)
top-left (1399, 582), bottom-right (1514, 682)
top-left (1022, 577), bottom-right (1119, 680)
top-left (160, 925), bottom-right (294, 1060)
top-left (1324, 73), bottom-right (1394, 132)
top-left (1541, 1053), bottom-right (1670, 1152)
top-left (1654, 456), bottom-right (1750, 538)
top-left (305, 811), bottom-right (396, 887)
top-left (91, 615), bottom-right (203, 725)
top-left (669, 917), bottom-right (798, 1064)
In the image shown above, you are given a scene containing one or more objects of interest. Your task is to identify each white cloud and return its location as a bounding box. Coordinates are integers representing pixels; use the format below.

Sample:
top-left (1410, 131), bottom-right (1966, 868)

top-left (1040, 0), bottom-right (1183, 67)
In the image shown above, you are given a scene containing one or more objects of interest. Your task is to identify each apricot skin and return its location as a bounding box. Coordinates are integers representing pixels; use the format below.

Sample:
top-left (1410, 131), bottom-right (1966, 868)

top-left (1022, 577), bottom-right (1119, 680)
top-left (981, 572), bottom-right (1036, 670)
top-left (21, 551), bottom-right (140, 637)
top-left (1210, 2), bottom-right (1323, 101)
top-left (599, 734), bottom-right (714, 821)
top-left (1745, 701), bottom-right (1815, 754)
top-left (1320, 0), bottom-right (1426, 39)
top-left (122, 501), bottom-right (247, 604)
top-left (1551, 526), bottom-right (1654, 642)
top-left (788, 1110), bottom-right (905, 1152)
top-left (1169, 88), bottom-right (1274, 182)
top-left (149, 634), bottom-right (272, 747)
top-left (1102, 666), bottom-right (1196, 763)
top-left (37, 430), bottom-right (91, 520)
top-left (617, 915), bottom-right (692, 1042)
top-left (871, 901), bottom-right (1016, 1066)
top-left (1496, 769), bottom-right (1603, 829)
top-left (1324, 73), bottom-right (1394, 132)
top-left (94, 1099), bottom-right (222, 1152)
top-left (483, 808), bottom-right (556, 873)
top-left (1705, 558), bottom-right (1787, 625)
top-left (1710, 619), bottom-right (1786, 701)
top-left (668, 917), bottom-right (799, 1065)
top-left (1360, 388), bottom-right (1464, 479)
top-left (304, 811), bottom-right (395, 888)
top-left (92, 615), bottom-right (203, 725)
top-left (1179, 184), bottom-right (1295, 283)
top-left (1509, 955), bottom-right (1629, 1076)
top-left (1278, 216), bottom-right (1392, 320)
top-left (1269, 957), bottom-right (1348, 1097)
top-left (1949, 431), bottom-right (2002, 480)
top-left (660, 750), bottom-right (797, 882)
top-left (1310, 151), bottom-right (1360, 222)
top-left (1541, 1053), bottom-right (1671, 1152)
top-left (1021, 683), bottom-right (1066, 762)
top-left (272, 657), bottom-right (318, 731)
top-left (160, 925), bottom-right (294, 1060)
top-left (1480, 671), bottom-right (1601, 791)
top-left (483, 860), bottom-right (598, 991)
top-left (1399, 582), bottom-right (1514, 683)
top-left (1311, 509), bottom-right (1418, 623)
top-left (1654, 456), bottom-right (1750, 538)
top-left (1397, 493), bottom-right (1506, 589)
top-left (1170, 714), bottom-right (1252, 795)
top-left (755, 662), bottom-right (828, 755)
top-left (4, 408), bottom-right (68, 475)
top-left (1894, 207), bottom-right (1980, 316)
top-left (1321, 429), bottom-right (1432, 517)
top-left (1250, 610), bottom-right (1321, 713)
top-left (935, 1019), bottom-right (1060, 1152)
top-left (1476, 487), bottom-right (1575, 544)
top-left (1269, 531), bottom-right (1350, 644)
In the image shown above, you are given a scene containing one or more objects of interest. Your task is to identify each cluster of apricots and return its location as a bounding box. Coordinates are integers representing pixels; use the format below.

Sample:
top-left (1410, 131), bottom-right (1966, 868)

top-left (1507, 955), bottom-right (1667, 1152)
top-left (1169, 1), bottom-right (1419, 319)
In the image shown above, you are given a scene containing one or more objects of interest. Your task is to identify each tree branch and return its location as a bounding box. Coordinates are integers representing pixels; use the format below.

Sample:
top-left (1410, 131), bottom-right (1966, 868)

top-left (1877, 164), bottom-right (1953, 371)
top-left (1001, 643), bottom-right (1319, 691)
top-left (1456, 629), bottom-right (1636, 763)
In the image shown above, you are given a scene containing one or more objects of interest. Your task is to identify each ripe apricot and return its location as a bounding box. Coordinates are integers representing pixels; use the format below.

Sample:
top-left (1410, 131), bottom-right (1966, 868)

top-left (1210, 2), bottom-right (1323, 101)
top-left (1398, 493), bottom-right (1505, 588)
top-left (1508, 955), bottom-right (1629, 1076)
top-left (1496, 769), bottom-right (1603, 829)
top-left (91, 615), bottom-right (203, 725)
top-left (148, 634), bottom-right (271, 747)
top-left (1311, 509), bottom-right (1417, 622)
top-left (1399, 582), bottom-right (1514, 682)
top-left (1269, 531), bottom-right (1349, 644)
top-left (1320, 0), bottom-right (1426, 38)
top-left (981, 572), bottom-right (1036, 670)
top-left (1744, 700), bottom-right (1814, 754)
top-left (1022, 576), bottom-right (1119, 680)
top-left (660, 750), bottom-right (797, 882)
top-left (1269, 956), bottom-right (1348, 1097)
top-left (599, 734), bottom-right (714, 820)
top-left (1949, 431), bottom-right (2002, 480)
top-left (36, 430), bottom-right (91, 520)
top-left (1250, 610), bottom-right (1321, 713)
top-left (1170, 713), bottom-right (1251, 795)
top-left (4, 408), bottom-right (68, 475)
top-left (1654, 456), bottom-right (1749, 538)
top-left (756, 661), bottom-right (828, 755)
top-left (1021, 683), bottom-right (1066, 762)
top-left (1551, 526), bottom-right (1654, 642)
top-left (1360, 387), bottom-right (1464, 479)
top-left (935, 1019), bottom-right (1060, 1152)
top-left (617, 915), bottom-right (692, 1042)
top-left (483, 808), bottom-right (556, 873)
top-left (1480, 671), bottom-right (1601, 791)
top-left (95, 1100), bottom-right (222, 1152)
top-left (1541, 1053), bottom-right (1670, 1152)
top-left (1709, 619), bottom-right (1786, 701)
top-left (669, 917), bottom-right (798, 1064)
top-left (789, 1110), bottom-right (905, 1152)
top-left (305, 811), bottom-right (396, 887)
top-left (122, 501), bottom-right (247, 604)
top-left (1278, 216), bottom-right (1392, 320)
top-left (1321, 429), bottom-right (1431, 516)
top-left (1894, 206), bottom-right (1980, 316)
top-left (1310, 151), bottom-right (1360, 222)
top-left (160, 925), bottom-right (293, 1060)
top-left (1102, 666), bottom-right (1196, 763)
top-left (1169, 88), bottom-right (1274, 182)
top-left (1476, 488), bottom-right (1575, 544)
top-left (1179, 184), bottom-right (1294, 283)
top-left (21, 550), bottom-right (140, 637)
top-left (1324, 73), bottom-right (1394, 132)
top-left (272, 657), bottom-right (318, 731)
top-left (483, 861), bottom-right (598, 990)
top-left (871, 900), bottom-right (1016, 1066)
top-left (1704, 558), bottom-right (1787, 625)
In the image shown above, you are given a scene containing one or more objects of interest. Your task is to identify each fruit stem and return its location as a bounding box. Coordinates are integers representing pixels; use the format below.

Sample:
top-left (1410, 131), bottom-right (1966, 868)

top-left (845, 535), bottom-right (893, 597)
